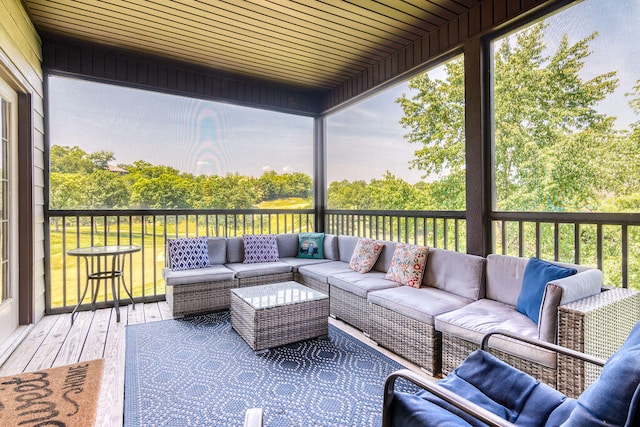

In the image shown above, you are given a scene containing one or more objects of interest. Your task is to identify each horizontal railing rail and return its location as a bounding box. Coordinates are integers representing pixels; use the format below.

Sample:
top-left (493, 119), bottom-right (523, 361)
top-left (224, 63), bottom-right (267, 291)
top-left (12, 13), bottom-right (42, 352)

top-left (492, 211), bottom-right (640, 289)
top-left (45, 209), bottom-right (315, 314)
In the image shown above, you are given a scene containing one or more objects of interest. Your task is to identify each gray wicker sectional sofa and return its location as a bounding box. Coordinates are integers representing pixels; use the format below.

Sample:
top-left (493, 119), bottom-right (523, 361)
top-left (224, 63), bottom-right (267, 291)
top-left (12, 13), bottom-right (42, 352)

top-left (162, 232), bottom-right (640, 395)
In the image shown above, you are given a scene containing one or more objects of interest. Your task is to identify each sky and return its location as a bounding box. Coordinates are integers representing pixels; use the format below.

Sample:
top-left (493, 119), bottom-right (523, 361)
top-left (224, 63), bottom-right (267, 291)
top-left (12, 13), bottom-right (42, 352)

top-left (49, 0), bottom-right (639, 185)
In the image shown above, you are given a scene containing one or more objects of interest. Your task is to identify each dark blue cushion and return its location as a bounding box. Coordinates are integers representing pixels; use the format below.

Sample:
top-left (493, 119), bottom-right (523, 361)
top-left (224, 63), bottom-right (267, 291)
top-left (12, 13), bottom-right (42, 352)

top-left (562, 321), bottom-right (640, 426)
top-left (390, 350), bottom-right (567, 427)
top-left (516, 258), bottom-right (577, 324)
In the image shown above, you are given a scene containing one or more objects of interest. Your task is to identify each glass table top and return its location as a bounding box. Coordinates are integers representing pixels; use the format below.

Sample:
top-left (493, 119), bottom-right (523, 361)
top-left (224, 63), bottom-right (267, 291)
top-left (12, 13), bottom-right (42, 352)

top-left (231, 281), bottom-right (328, 309)
top-left (67, 245), bottom-right (142, 256)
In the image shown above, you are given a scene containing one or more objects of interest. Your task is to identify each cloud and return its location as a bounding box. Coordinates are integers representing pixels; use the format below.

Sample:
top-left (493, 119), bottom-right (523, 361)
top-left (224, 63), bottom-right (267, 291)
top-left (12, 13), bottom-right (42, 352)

top-left (262, 165), bottom-right (271, 171)
top-left (282, 165), bottom-right (294, 173)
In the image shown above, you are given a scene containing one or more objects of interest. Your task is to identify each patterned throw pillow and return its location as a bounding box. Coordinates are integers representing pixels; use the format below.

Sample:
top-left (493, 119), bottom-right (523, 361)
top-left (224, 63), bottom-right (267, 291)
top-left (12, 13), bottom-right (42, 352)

top-left (297, 232), bottom-right (325, 259)
top-left (243, 234), bottom-right (279, 264)
top-left (168, 237), bottom-right (211, 271)
top-left (384, 243), bottom-right (429, 288)
top-left (349, 238), bottom-right (384, 273)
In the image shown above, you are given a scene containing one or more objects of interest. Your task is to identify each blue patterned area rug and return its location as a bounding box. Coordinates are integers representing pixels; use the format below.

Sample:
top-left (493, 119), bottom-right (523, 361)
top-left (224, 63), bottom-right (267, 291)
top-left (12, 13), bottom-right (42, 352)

top-left (124, 311), bottom-right (417, 426)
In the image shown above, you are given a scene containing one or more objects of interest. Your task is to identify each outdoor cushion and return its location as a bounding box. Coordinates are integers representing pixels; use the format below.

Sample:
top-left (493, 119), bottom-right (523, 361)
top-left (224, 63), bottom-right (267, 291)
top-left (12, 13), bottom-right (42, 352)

top-left (167, 236), bottom-right (211, 271)
top-left (562, 321), bottom-right (640, 426)
top-left (225, 261), bottom-right (292, 279)
top-left (391, 350), bottom-right (566, 426)
top-left (243, 234), bottom-right (279, 263)
top-left (538, 269), bottom-right (602, 342)
top-left (280, 257), bottom-right (331, 272)
top-left (368, 286), bottom-right (472, 325)
top-left (423, 248), bottom-right (485, 301)
top-left (227, 237), bottom-right (245, 263)
top-left (206, 237), bottom-right (228, 265)
top-left (328, 270), bottom-right (397, 298)
top-left (372, 240), bottom-right (397, 273)
top-left (516, 258), bottom-right (576, 324)
top-left (337, 235), bottom-right (359, 263)
top-left (323, 234), bottom-right (339, 261)
top-left (276, 233), bottom-right (299, 258)
top-left (349, 238), bottom-right (384, 273)
top-left (435, 299), bottom-right (555, 367)
top-left (162, 265), bottom-right (235, 286)
top-left (297, 232), bottom-right (325, 259)
top-left (384, 243), bottom-right (428, 287)
top-left (297, 261), bottom-right (353, 284)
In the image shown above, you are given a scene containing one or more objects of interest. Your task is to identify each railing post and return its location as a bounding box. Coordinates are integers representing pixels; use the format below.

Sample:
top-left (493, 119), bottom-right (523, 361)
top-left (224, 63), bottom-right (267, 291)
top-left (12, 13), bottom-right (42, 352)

top-left (313, 116), bottom-right (326, 233)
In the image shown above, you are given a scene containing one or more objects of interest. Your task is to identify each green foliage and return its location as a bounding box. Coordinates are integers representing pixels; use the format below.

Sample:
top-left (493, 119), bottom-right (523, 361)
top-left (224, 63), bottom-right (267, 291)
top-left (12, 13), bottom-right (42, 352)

top-left (397, 22), bottom-right (628, 213)
top-left (50, 146), bottom-right (95, 174)
top-left (50, 147), bottom-right (312, 210)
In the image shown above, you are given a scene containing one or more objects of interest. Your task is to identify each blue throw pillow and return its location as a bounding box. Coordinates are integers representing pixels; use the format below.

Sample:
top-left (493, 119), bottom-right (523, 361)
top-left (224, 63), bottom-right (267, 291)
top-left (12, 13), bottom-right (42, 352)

top-left (516, 258), bottom-right (577, 324)
top-left (297, 232), bottom-right (324, 259)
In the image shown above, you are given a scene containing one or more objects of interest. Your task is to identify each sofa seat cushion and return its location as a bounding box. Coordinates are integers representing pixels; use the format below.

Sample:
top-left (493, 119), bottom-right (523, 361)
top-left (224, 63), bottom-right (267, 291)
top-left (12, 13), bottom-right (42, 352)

top-left (280, 257), bottom-right (331, 272)
top-left (297, 261), bottom-right (352, 284)
top-left (225, 262), bottom-right (292, 279)
top-left (163, 265), bottom-right (235, 286)
top-left (368, 286), bottom-right (472, 326)
top-left (328, 270), bottom-right (398, 298)
top-left (435, 299), bottom-right (556, 368)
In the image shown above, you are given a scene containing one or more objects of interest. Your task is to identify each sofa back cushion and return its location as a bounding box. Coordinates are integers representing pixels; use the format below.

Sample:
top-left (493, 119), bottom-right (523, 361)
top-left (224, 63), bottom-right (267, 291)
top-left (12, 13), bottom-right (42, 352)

top-left (486, 254), bottom-right (529, 306)
top-left (424, 248), bottom-right (485, 300)
top-left (277, 233), bottom-right (299, 258)
top-left (207, 237), bottom-right (228, 265)
top-left (338, 235), bottom-right (359, 263)
top-left (227, 237), bottom-right (244, 263)
top-left (373, 240), bottom-right (397, 273)
top-left (323, 235), bottom-right (339, 260)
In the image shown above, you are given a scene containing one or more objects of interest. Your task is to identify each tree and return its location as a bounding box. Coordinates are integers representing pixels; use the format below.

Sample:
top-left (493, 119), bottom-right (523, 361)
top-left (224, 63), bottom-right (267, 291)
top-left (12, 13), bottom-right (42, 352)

top-left (397, 22), bottom-right (620, 212)
top-left (196, 174), bottom-right (260, 209)
top-left (50, 145), bottom-right (94, 174)
top-left (85, 170), bottom-right (130, 209)
top-left (89, 150), bottom-right (115, 170)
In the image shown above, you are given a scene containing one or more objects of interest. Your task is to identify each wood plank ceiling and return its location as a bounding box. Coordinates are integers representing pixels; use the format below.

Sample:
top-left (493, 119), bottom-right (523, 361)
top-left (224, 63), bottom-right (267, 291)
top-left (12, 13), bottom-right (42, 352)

top-left (23, 0), bottom-right (480, 91)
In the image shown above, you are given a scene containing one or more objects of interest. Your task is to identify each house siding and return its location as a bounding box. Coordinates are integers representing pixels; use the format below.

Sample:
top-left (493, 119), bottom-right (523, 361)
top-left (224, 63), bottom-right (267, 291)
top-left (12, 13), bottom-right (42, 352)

top-left (0, 0), bottom-right (45, 322)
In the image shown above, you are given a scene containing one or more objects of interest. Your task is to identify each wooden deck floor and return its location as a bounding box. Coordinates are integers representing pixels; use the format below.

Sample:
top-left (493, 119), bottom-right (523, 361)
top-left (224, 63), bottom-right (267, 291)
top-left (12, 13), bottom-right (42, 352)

top-left (0, 302), bottom-right (429, 426)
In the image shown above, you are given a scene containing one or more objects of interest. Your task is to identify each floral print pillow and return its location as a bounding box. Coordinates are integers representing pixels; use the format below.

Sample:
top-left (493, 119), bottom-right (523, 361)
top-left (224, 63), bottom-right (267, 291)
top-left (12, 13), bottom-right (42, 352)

top-left (348, 238), bottom-right (384, 273)
top-left (384, 243), bottom-right (428, 288)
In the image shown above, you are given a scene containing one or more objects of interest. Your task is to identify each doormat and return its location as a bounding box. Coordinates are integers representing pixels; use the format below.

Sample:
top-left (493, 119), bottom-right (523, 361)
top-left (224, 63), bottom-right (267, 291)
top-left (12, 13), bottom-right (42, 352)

top-left (0, 359), bottom-right (104, 426)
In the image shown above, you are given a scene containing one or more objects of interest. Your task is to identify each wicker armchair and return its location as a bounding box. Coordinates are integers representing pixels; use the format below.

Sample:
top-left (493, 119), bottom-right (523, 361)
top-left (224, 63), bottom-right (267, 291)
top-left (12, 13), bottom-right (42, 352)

top-left (383, 324), bottom-right (640, 426)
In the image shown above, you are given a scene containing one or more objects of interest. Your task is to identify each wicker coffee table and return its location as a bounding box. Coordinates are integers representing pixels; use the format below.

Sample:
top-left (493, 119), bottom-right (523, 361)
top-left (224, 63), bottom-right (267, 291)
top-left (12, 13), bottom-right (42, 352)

top-left (230, 281), bottom-right (329, 352)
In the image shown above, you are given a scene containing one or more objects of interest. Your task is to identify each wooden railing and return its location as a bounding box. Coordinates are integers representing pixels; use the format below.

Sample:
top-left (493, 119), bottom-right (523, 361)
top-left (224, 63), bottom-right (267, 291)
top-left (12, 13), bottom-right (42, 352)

top-left (492, 211), bottom-right (640, 289)
top-left (325, 209), bottom-right (467, 252)
top-left (45, 209), bottom-right (315, 313)
top-left (45, 208), bottom-right (639, 313)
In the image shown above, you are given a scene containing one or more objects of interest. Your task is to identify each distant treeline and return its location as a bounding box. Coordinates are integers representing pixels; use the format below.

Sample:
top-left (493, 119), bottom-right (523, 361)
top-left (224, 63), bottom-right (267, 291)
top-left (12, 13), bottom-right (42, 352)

top-left (50, 146), bottom-right (446, 211)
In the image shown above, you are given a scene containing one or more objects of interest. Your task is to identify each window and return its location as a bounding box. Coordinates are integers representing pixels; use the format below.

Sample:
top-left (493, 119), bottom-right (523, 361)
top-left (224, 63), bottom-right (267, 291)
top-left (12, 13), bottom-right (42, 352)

top-left (48, 76), bottom-right (314, 210)
top-left (326, 55), bottom-right (465, 211)
top-left (492, 0), bottom-right (640, 213)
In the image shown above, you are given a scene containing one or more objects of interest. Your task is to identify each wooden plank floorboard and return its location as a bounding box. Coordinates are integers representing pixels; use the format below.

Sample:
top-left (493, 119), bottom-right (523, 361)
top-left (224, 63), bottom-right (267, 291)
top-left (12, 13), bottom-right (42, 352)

top-left (0, 314), bottom-right (60, 375)
top-left (53, 310), bottom-right (96, 366)
top-left (157, 300), bottom-right (173, 319)
top-left (96, 308), bottom-right (127, 427)
top-left (143, 302), bottom-right (162, 322)
top-left (80, 307), bottom-right (112, 362)
top-left (24, 312), bottom-right (80, 371)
